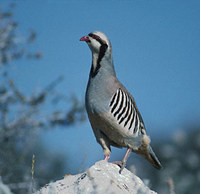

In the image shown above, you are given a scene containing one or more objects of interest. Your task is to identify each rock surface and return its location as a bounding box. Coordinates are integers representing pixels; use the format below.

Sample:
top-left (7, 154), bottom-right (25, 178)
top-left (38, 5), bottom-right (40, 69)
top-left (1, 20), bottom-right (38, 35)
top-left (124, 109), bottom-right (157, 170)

top-left (0, 177), bottom-right (13, 194)
top-left (36, 160), bottom-right (157, 194)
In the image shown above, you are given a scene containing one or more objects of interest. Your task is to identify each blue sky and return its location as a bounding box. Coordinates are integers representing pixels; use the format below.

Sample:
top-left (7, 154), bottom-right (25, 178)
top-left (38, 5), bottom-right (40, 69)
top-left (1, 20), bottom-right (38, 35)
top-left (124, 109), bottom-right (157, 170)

top-left (2, 0), bottom-right (200, 173)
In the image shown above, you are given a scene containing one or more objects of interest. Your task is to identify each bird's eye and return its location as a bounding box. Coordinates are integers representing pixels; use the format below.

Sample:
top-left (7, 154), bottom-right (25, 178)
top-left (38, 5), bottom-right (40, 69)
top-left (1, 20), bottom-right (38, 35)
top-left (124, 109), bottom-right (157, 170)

top-left (94, 35), bottom-right (100, 39)
top-left (89, 33), bottom-right (100, 40)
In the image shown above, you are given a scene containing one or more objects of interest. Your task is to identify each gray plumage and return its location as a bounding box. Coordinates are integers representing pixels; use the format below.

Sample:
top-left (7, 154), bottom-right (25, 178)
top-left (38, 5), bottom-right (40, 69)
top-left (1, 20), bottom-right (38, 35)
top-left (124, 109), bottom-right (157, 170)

top-left (80, 31), bottom-right (162, 172)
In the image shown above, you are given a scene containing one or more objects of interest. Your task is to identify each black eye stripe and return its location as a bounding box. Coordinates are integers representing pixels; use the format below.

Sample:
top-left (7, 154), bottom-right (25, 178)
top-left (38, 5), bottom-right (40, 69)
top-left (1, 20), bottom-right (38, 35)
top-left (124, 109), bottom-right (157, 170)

top-left (88, 33), bottom-right (100, 40)
top-left (88, 33), bottom-right (105, 45)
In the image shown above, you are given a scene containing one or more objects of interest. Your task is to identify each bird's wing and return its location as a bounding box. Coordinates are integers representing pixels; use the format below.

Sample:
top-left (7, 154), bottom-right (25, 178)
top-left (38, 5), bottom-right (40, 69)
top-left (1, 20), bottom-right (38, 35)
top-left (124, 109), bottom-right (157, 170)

top-left (108, 86), bottom-right (147, 137)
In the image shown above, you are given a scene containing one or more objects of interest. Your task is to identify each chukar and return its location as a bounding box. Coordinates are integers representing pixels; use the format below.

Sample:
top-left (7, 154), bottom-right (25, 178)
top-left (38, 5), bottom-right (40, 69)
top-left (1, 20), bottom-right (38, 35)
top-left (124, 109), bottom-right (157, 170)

top-left (80, 31), bottom-right (162, 173)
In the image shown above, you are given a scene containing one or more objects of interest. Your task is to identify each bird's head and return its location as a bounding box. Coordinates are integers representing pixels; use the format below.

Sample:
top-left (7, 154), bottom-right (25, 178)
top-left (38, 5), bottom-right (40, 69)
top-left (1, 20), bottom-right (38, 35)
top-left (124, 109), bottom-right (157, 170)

top-left (80, 31), bottom-right (111, 56)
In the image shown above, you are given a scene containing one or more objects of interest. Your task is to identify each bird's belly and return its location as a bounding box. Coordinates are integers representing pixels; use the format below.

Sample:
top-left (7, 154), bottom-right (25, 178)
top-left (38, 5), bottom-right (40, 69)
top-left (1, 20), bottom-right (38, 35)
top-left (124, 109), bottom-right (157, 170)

top-left (88, 112), bottom-right (142, 149)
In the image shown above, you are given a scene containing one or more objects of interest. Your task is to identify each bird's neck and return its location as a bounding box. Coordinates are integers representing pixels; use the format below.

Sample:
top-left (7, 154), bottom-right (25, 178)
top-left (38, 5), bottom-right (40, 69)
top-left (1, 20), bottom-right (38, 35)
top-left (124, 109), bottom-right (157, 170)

top-left (90, 53), bottom-right (99, 77)
top-left (90, 49), bottom-right (116, 78)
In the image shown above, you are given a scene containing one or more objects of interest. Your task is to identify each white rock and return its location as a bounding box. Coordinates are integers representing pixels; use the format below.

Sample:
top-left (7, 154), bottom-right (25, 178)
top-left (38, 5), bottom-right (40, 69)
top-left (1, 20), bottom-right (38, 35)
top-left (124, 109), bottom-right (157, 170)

top-left (36, 160), bottom-right (157, 194)
top-left (0, 177), bottom-right (13, 194)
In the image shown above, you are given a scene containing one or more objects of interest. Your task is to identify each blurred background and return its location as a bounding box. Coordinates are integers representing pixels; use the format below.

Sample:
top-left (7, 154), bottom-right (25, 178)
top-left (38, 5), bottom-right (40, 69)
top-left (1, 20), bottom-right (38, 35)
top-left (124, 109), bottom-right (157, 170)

top-left (0, 0), bottom-right (200, 193)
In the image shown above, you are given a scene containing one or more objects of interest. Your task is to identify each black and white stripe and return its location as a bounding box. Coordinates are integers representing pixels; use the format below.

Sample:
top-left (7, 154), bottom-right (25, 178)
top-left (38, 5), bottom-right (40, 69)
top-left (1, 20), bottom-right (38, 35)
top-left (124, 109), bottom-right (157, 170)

top-left (89, 33), bottom-right (108, 78)
top-left (109, 88), bottom-right (144, 135)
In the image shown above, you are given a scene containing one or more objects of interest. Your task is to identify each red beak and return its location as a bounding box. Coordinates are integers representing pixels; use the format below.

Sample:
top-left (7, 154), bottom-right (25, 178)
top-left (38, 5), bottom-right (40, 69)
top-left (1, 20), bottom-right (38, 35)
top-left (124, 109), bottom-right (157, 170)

top-left (80, 35), bottom-right (90, 42)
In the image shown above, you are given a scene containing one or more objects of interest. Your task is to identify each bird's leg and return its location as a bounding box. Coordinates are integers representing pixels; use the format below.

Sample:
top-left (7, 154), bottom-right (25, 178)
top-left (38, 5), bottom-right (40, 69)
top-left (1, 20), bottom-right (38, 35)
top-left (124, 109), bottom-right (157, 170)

top-left (112, 148), bottom-right (132, 173)
top-left (104, 153), bottom-right (111, 161)
top-left (119, 148), bottom-right (132, 173)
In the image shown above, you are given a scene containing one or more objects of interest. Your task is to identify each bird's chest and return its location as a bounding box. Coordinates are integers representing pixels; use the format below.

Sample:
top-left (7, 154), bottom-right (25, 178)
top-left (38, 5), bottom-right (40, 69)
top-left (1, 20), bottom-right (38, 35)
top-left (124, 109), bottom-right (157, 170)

top-left (85, 76), bottom-right (115, 115)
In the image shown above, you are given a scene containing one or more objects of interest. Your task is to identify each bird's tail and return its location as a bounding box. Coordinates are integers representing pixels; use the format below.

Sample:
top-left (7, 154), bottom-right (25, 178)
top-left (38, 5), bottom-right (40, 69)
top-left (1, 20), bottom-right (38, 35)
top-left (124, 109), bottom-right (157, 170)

top-left (146, 146), bottom-right (162, 169)
top-left (132, 135), bottom-right (162, 169)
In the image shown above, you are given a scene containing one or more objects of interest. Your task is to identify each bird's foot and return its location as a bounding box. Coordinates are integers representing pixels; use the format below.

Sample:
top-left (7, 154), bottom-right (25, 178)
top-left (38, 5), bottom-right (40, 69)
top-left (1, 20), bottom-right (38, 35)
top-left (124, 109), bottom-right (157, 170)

top-left (104, 153), bottom-right (111, 161)
top-left (111, 161), bottom-right (126, 174)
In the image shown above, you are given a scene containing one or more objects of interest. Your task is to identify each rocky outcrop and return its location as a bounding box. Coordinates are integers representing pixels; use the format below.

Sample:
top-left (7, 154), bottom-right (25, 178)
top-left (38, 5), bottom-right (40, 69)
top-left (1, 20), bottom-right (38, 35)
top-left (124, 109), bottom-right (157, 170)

top-left (37, 160), bottom-right (157, 194)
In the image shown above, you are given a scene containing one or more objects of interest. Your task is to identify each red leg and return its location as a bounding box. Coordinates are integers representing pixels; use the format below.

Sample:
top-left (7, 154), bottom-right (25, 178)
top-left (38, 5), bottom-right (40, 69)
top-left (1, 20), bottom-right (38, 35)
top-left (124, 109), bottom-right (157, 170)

top-left (119, 148), bottom-right (132, 173)
top-left (111, 148), bottom-right (132, 173)
top-left (104, 153), bottom-right (111, 161)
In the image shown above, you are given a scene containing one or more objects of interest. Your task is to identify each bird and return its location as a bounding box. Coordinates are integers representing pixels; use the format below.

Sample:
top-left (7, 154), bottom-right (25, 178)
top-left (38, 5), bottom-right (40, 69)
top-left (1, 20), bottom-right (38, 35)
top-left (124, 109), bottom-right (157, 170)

top-left (80, 31), bottom-right (162, 173)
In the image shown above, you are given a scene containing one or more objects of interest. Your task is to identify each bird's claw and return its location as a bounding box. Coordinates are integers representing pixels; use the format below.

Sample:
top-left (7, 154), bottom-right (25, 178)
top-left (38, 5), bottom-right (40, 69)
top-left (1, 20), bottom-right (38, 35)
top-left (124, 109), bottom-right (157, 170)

top-left (111, 161), bottom-right (126, 174)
